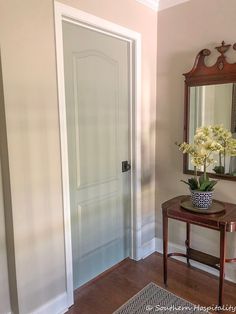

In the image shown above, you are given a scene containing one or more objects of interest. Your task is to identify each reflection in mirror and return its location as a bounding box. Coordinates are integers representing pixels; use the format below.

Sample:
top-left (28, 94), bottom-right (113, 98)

top-left (188, 83), bottom-right (236, 176)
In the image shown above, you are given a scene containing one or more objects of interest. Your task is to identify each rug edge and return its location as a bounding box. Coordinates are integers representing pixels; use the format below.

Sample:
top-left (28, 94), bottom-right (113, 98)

top-left (112, 282), bottom-right (156, 314)
top-left (112, 282), bottom-right (210, 314)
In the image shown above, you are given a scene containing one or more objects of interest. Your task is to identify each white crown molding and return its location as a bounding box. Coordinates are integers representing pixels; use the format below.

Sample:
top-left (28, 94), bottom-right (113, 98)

top-left (136, 0), bottom-right (159, 11)
top-left (136, 0), bottom-right (190, 12)
top-left (158, 0), bottom-right (190, 11)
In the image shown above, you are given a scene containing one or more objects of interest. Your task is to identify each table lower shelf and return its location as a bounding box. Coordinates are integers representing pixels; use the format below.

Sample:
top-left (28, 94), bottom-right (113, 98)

top-left (168, 248), bottom-right (220, 270)
top-left (188, 248), bottom-right (220, 270)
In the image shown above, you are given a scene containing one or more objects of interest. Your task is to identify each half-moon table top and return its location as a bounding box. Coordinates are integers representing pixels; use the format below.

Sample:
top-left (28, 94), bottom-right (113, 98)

top-left (162, 195), bottom-right (236, 232)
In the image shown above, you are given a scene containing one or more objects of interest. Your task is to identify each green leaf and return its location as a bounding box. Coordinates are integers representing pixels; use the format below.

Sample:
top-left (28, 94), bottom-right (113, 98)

top-left (180, 178), bottom-right (198, 190)
top-left (180, 180), bottom-right (191, 187)
top-left (204, 174), bottom-right (210, 181)
top-left (199, 180), bottom-right (217, 191)
top-left (206, 180), bottom-right (217, 191)
top-left (199, 181), bottom-right (212, 191)
top-left (199, 175), bottom-right (205, 186)
top-left (188, 178), bottom-right (198, 190)
top-left (213, 166), bottom-right (225, 174)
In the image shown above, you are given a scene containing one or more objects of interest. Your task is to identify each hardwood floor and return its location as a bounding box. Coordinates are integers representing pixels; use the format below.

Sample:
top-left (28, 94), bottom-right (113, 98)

top-left (66, 253), bottom-right (236, 314)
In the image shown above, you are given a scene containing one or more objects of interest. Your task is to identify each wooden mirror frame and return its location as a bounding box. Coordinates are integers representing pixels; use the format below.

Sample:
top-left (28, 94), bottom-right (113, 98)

top-left (183, 41), bottom-right (236, 181)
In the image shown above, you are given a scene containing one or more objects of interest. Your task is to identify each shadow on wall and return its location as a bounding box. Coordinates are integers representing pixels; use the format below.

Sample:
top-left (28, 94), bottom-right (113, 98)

top-left (156, 50), bottom-right (194, 209)
top-left (141, 120), bottom-right (156, 186)
top-left (0, 51), bottom-right (18, 314)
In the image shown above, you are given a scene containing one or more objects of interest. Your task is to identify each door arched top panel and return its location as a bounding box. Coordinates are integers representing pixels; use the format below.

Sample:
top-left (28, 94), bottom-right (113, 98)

top-left (72, 50), bottom-right (120, 189)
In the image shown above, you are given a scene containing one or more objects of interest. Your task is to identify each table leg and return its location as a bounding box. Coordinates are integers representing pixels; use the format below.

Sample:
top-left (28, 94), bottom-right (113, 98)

top-left (163, 211), bottom-right (168, 287)
top-left (186, 223), bottom-right (191, 267)
top-left (219, 224), bottom-right (226, 307)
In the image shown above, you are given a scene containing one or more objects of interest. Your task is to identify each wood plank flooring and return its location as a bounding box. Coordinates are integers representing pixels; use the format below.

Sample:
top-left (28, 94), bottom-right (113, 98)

top-left (66, 253), bottom-right (236, 314)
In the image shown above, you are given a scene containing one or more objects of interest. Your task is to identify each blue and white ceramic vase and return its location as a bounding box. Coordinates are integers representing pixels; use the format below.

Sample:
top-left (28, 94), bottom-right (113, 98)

top-left (190, 190), bottom-right (213, 209)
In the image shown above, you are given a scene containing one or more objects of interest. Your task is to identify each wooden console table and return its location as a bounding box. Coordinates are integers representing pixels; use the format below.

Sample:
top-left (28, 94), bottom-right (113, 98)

top-left (162, 195), bottom-right (236, 307)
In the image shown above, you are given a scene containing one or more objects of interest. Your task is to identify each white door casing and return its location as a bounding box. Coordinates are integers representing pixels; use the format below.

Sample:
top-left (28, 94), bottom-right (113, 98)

top-left (54, 1), bottom-right (142, 308)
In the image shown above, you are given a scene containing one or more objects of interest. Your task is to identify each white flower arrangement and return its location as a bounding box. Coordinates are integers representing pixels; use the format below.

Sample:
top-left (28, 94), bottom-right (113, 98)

top-left (177, 125), bottom-right (236, 191)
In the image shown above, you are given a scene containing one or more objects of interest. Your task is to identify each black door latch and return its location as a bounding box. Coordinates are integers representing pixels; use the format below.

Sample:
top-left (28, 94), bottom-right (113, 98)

top-left (122, 161), bottom-right (131, 172)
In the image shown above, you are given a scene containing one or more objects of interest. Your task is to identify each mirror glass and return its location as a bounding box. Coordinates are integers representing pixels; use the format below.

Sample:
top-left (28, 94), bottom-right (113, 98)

top-left (188, 82), bottom-right (236, 176)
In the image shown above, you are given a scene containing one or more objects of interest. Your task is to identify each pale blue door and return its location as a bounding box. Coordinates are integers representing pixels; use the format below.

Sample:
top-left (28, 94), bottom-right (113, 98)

top-left (62, 21), bottom-right (131, 289)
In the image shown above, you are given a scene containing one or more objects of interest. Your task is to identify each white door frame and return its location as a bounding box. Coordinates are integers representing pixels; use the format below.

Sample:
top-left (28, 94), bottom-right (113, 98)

top-left (54, 1), bottom-right (142, 307)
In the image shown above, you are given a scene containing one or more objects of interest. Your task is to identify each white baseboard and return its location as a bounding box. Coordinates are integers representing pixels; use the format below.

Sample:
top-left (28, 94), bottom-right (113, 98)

top-left (141, 238), bottom-right (156, 259)
top-left (30, 292), bottom-right (69, 314)
top-left (155, 237), bottom-right (236, 284)
top-left (26, 237), bottom-right (234, 314)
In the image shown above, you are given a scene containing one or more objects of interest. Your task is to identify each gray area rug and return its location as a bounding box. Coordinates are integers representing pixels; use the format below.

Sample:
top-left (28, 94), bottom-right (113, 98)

top-left (113, 282), bottom-right (208, 313)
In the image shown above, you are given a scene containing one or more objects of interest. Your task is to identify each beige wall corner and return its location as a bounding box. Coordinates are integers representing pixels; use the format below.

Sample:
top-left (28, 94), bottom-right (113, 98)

top-left (156, 0), bottom-right (236, 282)
top-left (0, 161), bottom-right (11, 314)
top-left (0, 51), bottom-right (17, 314)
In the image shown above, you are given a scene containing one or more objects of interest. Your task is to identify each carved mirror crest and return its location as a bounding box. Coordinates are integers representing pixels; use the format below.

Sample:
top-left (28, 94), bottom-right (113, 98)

top-left (183, 41), bottom-right (236, 180)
